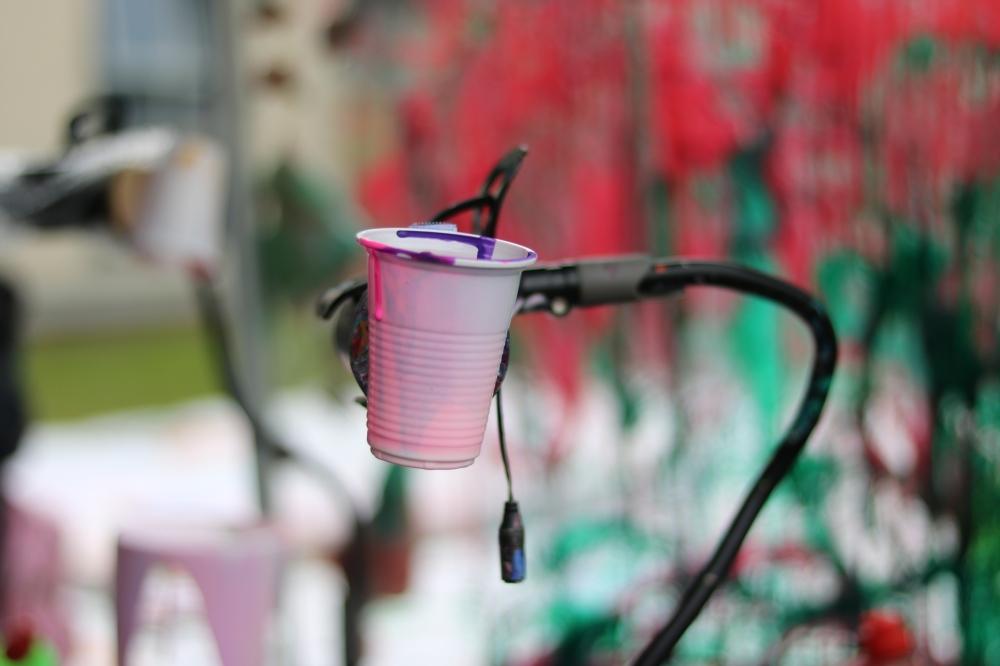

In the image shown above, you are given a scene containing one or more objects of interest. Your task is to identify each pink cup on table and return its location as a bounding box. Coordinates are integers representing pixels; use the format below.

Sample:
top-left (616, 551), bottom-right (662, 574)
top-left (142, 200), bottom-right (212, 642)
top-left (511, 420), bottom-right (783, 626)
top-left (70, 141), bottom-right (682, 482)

top-left (356, 227), bottom-right (536, 469)
top-left (115, 524), bottom-right (282, 666)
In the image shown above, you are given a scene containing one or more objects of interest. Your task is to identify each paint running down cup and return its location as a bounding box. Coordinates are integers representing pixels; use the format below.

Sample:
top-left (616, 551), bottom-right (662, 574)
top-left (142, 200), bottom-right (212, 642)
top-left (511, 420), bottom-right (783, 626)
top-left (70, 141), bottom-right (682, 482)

top-left (356, 227), bottom-right (537, 469)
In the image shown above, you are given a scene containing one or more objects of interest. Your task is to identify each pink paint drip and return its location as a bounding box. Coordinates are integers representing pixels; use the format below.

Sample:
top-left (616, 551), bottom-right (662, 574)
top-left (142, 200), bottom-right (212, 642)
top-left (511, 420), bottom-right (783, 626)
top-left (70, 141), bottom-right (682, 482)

top-left (371, 252), bottom-right (384, 321)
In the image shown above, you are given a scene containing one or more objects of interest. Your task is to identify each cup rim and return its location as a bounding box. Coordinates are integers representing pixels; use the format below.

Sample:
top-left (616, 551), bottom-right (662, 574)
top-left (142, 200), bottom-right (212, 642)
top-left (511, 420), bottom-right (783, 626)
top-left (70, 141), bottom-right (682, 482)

top-left (357, 227), bottom-right (537, 269)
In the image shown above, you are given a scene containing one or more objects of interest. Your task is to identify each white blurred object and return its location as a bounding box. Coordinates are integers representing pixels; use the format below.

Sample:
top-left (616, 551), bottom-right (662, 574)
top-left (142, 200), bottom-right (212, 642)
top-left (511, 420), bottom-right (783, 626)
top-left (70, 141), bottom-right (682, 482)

top-left (60, 128), bottom-right (177, 176)
top-left (133, 135), bottom-right (227, 272)
top-left (0, 128), bottom-right (175, 225)
top-left (0, 128), bottom-right (226, 274)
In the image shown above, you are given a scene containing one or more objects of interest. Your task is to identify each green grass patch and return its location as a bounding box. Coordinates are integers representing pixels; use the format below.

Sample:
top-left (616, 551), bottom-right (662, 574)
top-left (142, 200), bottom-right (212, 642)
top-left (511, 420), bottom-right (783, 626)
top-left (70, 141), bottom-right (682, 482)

top-left (24, 326), bottom-right (220, 421)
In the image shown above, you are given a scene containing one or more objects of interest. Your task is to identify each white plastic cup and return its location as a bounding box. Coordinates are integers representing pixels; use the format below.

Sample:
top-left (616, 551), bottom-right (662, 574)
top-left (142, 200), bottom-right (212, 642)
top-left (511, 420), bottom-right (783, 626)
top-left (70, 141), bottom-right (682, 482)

top-left (356, 227), bottom-right (537, 469)
top-left (135, 136), bottom-right (227, 273)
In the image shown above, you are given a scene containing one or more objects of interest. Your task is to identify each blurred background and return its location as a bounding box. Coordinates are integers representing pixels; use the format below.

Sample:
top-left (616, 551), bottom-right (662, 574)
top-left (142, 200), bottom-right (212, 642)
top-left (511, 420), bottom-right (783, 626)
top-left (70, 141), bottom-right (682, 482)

top-left (1, 0), bottom-right (999, 664)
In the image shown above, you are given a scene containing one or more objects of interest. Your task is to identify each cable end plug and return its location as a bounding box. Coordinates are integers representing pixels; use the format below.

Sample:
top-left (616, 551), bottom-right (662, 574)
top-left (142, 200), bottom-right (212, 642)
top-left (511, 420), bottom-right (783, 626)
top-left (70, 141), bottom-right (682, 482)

top-left (499, 500), bottom-right (526, 583)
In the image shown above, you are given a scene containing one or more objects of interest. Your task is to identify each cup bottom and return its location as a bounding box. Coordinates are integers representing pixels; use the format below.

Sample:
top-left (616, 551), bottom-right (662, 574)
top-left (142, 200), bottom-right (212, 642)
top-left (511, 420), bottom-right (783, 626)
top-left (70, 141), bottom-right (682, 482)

top-left (370, 447), bottom-right (475, 470)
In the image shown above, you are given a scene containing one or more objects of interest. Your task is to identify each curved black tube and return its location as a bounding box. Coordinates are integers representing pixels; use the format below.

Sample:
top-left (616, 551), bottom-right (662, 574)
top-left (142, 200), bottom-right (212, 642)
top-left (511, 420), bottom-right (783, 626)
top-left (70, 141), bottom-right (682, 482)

top-left (629, 260), bottom-right (838, 664)
top-left (429, 145), bottom-right (528, 237)
top-left (518, 259), bottom-right (838, 662)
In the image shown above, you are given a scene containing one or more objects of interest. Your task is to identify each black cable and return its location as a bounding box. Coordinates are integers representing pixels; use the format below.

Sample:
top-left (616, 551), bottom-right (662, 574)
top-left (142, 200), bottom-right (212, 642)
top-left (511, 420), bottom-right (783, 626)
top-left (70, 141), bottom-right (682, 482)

top-left (196, 277), bottom-right (370, 666)
top-left (476, 146), bottom-right (528, 238)
top-left (629, 260), bottom-right (838, 665)
top-left (431, 194), bottom-right (496, 228)
top-left (194, 277), bottom-right (361, 514)
top-left (430, 145), bottom-right (527, 238)
top-left (193, 277), bottom-right (274, 514)
top-left (495, 387), bottom-right (527, 584)
top-left (496, 388), bottom-right (514, 503)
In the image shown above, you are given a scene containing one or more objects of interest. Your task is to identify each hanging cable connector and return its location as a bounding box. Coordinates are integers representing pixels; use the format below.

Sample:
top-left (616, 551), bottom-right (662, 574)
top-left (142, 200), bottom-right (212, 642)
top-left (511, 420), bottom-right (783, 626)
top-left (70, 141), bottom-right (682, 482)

top-left (495, 389), bottom-right (525, 583)
top-left (499, 500), bottom-right (525, 584)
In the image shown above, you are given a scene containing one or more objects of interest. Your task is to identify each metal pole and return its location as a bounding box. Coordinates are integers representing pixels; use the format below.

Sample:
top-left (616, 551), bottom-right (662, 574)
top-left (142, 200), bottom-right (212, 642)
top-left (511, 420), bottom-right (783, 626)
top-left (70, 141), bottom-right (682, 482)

top-left (209, 0), bottom-right (272, 514)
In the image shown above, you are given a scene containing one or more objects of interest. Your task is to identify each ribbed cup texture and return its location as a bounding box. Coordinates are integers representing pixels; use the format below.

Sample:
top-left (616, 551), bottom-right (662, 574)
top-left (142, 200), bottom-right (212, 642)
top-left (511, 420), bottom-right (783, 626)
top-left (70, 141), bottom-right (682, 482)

top-left (366, 319), bottom-right (507, 469)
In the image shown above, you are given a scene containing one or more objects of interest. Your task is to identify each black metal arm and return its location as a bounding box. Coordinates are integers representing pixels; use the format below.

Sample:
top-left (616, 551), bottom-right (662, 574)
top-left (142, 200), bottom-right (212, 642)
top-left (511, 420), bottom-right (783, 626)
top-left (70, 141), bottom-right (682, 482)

top-left (516, 257), bottom-right (837, 663)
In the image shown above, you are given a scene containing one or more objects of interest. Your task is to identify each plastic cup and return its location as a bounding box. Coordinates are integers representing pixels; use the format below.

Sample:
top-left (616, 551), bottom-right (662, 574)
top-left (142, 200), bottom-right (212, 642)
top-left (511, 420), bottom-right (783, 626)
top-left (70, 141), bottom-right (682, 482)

top-left (135, 136), bottom-right (227, 273)
top-left (356, 227), bottom-right (536, 469)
